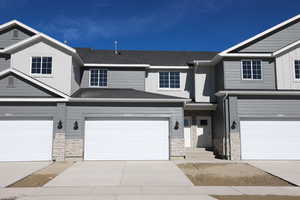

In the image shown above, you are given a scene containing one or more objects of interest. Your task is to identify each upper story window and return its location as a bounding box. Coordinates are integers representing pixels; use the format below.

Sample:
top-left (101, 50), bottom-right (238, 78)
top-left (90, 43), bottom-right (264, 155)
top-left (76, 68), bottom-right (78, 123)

top-left (159, 72), bottom-right (180, 88)
top-left (241, 60), bottom-right (262, 80)
top-left (31, 56), bottom-right (52, 75)
top-left (90, 69), bottom-right (107, 87)
top-left (295, 60), bottom-right (300, 80)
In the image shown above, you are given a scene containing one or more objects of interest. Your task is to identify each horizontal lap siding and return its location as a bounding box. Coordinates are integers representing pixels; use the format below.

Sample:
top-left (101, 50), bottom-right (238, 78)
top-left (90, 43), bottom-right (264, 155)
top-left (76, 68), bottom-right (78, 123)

top-left (66, 103), bottom-right (183, 139)
top-left (223, 60), bottom-right (275, 90)
top-left (238, 20), bottom-right (300, 53)
top-left (81, 69), bottom-right (145, 90)
top-left (238, 99), bottom-right (300, 118)
top-left (0, 103), bottom-right (59, 133)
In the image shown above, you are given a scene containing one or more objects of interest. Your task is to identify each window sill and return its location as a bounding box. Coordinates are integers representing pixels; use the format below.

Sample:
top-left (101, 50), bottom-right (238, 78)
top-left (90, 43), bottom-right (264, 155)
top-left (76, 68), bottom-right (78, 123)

top-left (31, 74), bottom-right (54, 78)
top-left (158, 88), bottom-right (182, 91)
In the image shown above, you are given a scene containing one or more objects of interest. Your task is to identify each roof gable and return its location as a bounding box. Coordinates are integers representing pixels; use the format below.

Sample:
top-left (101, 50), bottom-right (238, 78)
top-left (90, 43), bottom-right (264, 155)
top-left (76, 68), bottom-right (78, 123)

top-left (0, 69), bottom-right (69, 99)
top-left (220, 14), bottom-right (300, 55)
top-left (0, 73), bottom-right (59, 98)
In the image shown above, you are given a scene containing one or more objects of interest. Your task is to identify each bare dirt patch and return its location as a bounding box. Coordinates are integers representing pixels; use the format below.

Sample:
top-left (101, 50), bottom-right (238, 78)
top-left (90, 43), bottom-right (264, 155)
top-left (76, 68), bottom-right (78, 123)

top-left (7, 161), bottom-right (73, 187)
top-left (177, 163), bottom-right (292, 186)
top-left (212, 195), bottom-right (300, 200)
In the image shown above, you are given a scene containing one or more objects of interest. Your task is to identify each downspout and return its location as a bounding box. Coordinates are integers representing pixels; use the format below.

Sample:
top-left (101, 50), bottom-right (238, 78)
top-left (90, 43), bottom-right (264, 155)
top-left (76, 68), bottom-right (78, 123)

top-left (222, 92), bottom-right (230, 160)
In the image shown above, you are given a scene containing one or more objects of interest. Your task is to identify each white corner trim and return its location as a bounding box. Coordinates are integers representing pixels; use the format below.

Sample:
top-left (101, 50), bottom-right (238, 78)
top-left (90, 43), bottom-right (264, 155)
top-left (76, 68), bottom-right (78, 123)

top-left (219, 53), bottom-right (273, 57)
top-left (220, 14), bottom-right (300, 55)
top-left (149, 66), bottom-right (190, 69)
top-left (0, 20), bottom-right (40, 34)
top-left (0, 68), bottom-right (70, 99)
top-left (69, 97), bottom-right (191, 103)
top-left (273, 39), bottom-right (300, 56)
top-left (84, 63), bottom-right (150, 67)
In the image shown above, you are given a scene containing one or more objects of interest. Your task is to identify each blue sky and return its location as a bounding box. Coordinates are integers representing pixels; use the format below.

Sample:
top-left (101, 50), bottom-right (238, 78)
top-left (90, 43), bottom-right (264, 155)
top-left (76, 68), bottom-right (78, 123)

top-left (1, 0), bottom-right (300, 51)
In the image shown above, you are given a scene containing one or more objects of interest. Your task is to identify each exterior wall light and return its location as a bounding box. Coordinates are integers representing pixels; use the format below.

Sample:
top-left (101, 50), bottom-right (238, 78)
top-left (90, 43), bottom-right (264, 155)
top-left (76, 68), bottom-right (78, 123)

top-left (57, 120), bottom-right (63, 129)
top-left (174, 121), bottom-right (180, 130)
top-left (231, 121), bottom-right (237, 130)
top-left (73, 121), bottom-right (79, 130)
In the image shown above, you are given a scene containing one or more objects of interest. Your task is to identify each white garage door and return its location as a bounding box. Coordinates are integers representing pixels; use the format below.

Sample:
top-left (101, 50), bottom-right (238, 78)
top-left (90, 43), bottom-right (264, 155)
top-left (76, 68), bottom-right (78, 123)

top-left (84, 119), bottom-right (169, 160)
top-left (0, 120), bottom-right (53, 161)
top-left (240, 120), bottom-right (300, 160)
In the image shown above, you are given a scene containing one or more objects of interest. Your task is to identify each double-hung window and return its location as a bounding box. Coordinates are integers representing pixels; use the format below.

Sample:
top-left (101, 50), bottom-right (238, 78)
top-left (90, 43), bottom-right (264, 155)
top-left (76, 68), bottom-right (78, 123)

top-left (159, 72), bottom-right (180, 88)
top-left (31, 56), bottom-right (52, 75)
top-left (90, 69), bottom-right (107, 87)
top-left (241, 60), bottom-right (262, 80)
top-left (295, 60), bottom-right (300, 80)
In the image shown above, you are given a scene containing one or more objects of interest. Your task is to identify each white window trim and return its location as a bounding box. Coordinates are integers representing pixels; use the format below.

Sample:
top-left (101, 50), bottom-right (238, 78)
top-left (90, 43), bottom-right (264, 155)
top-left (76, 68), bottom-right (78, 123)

top-left (30, 56), bottom-right (53, 77)
top-left (241, 59), bottom-right (263, 80)
top-left (158, 71), bottom-right (181, 89)
top-left (89, 69), bottom-right (108, 87)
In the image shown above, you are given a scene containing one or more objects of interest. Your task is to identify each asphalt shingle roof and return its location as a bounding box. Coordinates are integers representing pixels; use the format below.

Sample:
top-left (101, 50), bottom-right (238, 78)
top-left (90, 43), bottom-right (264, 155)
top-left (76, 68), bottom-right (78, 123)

top-left (71, 88), bottom-right (186, 99)
top-left (75, 48), bottom-right (218, 66)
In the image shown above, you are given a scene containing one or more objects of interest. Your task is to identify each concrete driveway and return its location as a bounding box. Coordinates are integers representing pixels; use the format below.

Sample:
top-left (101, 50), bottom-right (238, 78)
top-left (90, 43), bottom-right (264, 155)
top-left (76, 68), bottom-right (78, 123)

top-left (45, 161), bottom-right (192, 187)
top-left (250, 161), bottom-right (300, 186)
top-left (0, 162), bottom-right (51, 187)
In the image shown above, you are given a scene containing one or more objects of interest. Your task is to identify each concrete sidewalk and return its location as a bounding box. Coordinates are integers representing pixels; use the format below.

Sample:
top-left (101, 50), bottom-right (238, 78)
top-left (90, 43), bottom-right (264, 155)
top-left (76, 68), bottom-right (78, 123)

top-left (0, 162), bottom-right (51, 187)
top-left (250, 161), bottom-right (300, 186)
top-left (1, 186), bottom-right (300, 200)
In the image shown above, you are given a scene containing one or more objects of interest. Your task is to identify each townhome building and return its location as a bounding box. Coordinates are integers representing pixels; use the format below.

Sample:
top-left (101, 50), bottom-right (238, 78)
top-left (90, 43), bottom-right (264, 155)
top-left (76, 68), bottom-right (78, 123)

top-left (0, 14), bottom-right (300, 162)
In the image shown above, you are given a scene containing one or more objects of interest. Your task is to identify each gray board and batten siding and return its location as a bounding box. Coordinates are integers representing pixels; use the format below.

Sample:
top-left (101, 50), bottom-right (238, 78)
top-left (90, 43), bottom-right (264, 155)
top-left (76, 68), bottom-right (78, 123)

top-left (0, 26), bottom-right (34, 49)
top-left (81, 68), bottom-right (145, 90)
top-left (0, 55), bottom-right (10, 71)
top-left (234, 19), bottom-right (300, 53)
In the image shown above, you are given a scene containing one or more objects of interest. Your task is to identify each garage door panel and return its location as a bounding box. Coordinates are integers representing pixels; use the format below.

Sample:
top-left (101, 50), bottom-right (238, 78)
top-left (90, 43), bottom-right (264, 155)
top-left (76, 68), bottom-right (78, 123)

top-left (241, 120), bottom-right (300, 160)
top-left (0, 120), bottom-right (53, 161)
top-left (84, 119), bottom-right (169, 160)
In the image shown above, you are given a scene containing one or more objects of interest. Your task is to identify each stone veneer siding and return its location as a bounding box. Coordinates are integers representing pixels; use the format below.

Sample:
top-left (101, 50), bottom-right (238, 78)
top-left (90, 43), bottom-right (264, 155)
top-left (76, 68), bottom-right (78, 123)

top-left (52, 132), bottom-right (65, 161)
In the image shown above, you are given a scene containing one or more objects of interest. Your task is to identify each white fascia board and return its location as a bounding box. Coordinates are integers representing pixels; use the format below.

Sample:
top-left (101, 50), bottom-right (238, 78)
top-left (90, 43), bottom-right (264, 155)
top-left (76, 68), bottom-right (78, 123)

top-left (220, 14), bottom-right (300, 54)
top-left (215, 90), bottom-right (300, 96)
top-left (69, 98), bottom-right (191, 103)
top-left (0, 98), bottom-right (68, 102)
top-left (273, 39), bottom-right (300, 56)
top-left (149, 66), bottom-right (190, 69)
top-left (84, 63), bottom-right (150, 68)
top-left (0, 20), bottom-right (40, 34)
top-left (0, 34), bottom-right (41, 53)
top-left (219, 53), bottom-right (273, 57)
top-left (0, 68), bottom-right (70, 99)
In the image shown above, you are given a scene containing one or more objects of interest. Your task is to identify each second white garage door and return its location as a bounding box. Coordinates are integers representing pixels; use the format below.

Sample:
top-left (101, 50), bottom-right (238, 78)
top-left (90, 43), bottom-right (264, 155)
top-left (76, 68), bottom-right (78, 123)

top-left (84, 119), bottom-right (169, 160)
top-left (240, 120), bottom-right (300, 160)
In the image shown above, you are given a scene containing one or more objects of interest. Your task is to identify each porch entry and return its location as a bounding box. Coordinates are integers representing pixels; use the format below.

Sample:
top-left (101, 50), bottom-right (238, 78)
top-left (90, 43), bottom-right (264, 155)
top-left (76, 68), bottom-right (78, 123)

top-left (184, 116), bottom-right (212, 149)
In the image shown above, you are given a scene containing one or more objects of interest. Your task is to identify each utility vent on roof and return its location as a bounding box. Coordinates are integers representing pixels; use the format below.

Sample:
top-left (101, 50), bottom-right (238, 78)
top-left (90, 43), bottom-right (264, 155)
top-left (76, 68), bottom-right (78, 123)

top-left (7, 76), bottom-right (15, 88)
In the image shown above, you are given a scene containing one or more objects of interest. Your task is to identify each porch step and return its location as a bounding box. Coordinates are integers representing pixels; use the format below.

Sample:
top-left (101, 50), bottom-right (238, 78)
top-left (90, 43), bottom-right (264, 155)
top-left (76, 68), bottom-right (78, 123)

top-left (185, 148), bottom-right (216, 160)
